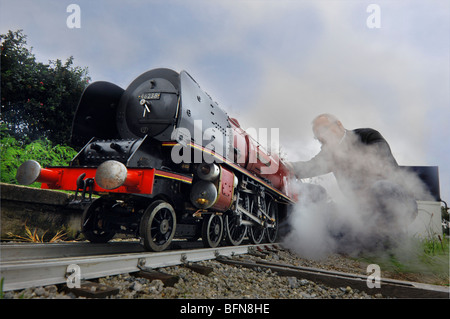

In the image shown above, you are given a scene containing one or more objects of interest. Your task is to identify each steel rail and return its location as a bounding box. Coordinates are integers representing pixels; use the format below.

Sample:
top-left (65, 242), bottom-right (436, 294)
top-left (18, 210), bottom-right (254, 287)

top-left (2, 242), bottom-right (448, 298)
top-left (0, 241), bottom-right (146, 262)
top-left (0, 243), bottom-right (277, 292)
top-left (217, 256), bottom-right (450, 299)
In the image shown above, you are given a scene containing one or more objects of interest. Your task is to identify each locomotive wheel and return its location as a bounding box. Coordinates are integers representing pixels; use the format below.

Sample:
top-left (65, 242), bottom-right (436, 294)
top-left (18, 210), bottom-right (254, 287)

top-left (202, 214), bottom-right (224, 248)
top-left (140, 200), bottom-right (176, 252)
top-left (265, 201), bottom-right (279, 243)
top-left (249, 224), bottom-right (265, 244)
top-left (225, 194), bottom-right (248, 246)
top-left (81, 197), bottom-right (116, 243)
top-left (248, 197), bottom-right (266, 245)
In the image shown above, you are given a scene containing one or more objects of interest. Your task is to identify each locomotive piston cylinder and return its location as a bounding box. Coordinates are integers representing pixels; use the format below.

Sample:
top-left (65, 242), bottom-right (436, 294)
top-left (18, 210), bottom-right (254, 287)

top-left (95, 160), bottom-right (140, 190)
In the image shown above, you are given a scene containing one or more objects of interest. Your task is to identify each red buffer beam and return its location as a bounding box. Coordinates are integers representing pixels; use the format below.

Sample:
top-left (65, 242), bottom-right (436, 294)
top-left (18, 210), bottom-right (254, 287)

top-left (16, 160), bottom-right (155, 194)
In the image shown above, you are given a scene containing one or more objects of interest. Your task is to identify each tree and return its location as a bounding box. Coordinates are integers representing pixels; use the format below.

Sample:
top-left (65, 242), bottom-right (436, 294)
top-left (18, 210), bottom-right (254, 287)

top-left (1, 30), bottom-right (90, 145)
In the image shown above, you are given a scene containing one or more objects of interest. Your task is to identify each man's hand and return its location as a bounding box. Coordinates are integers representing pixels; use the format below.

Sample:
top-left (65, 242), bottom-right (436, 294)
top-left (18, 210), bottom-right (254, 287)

top-left (285, 162), bottom-right (300, 179)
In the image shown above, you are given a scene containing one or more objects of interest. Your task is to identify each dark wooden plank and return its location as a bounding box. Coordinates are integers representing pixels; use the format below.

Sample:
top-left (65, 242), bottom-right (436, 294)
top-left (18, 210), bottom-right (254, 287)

top-left (134, 269), bottom-right (179, 287)
top-left (67, 281), bottom-right (119, 298)
top-left (183, 262), bottom-right (214, 276)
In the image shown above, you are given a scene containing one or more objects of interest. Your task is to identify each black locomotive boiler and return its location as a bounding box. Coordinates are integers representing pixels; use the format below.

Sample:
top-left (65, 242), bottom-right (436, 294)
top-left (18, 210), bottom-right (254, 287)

top-left (16, 68), bottom-right (296, 251)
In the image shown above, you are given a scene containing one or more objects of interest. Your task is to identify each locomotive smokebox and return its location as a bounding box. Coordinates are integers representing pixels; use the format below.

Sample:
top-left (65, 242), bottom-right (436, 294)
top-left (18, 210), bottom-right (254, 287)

top-left (96, 160), bottom-right (139, 190)
top-left (116, 68), bottom-right (180, 140)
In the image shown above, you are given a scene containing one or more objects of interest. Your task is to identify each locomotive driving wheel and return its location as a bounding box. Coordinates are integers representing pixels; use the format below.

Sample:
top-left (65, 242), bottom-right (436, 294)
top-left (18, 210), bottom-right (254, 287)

top-left (81, 197), bottom-right (116, 243)
top-left (248, 196), bottom-right (266, 245)
top-left (225, 194), bottom-right (248, 246)
top-left (140, 200), bottom-right (176, 252)
top-left (202, 213), bottom-right (224, 248)
top-left (265, 200), bottom-right (279, 243)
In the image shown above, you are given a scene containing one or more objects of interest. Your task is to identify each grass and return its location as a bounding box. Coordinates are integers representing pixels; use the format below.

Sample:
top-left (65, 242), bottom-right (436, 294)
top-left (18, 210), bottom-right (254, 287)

top-left (6, 224), bottom-right (67, 243)
top-left (356, 234), bottom-right (449, 286)
top-left (1, 225), bottom-right (67, 299)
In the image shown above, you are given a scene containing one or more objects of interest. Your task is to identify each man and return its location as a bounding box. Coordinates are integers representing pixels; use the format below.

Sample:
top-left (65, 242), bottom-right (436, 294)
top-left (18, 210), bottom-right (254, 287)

top-left (290, 113), bottom-right (418, 252)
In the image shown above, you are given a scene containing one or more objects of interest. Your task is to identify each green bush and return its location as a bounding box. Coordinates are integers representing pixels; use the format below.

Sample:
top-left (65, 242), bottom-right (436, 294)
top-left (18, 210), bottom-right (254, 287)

top-left (1, 125), bottom-right (77, 187)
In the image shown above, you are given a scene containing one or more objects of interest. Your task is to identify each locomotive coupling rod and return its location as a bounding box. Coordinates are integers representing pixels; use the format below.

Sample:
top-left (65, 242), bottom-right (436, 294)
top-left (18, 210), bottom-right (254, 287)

top-left (236, 204), bottom-right (263, 226)
top-left (236, 205), bottom-right (275, 228)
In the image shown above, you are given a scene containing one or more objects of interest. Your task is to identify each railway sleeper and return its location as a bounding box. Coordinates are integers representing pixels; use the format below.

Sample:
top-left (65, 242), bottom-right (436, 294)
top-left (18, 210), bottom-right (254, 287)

top-left (65, 281), bottom-right (120, 299)
top-left (135, 265), bottom-right (180, 287)
top-left (182, 262), bottom-right (214, 276)
top-left (216, 256), bottom-right (450, 299)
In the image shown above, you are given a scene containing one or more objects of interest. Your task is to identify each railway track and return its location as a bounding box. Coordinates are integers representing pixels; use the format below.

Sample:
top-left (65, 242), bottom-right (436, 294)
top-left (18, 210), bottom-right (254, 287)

top-left (0, 240), bottom-right (260, 292)
top-left (1, 241), bottom-right (448, 299)
top-left (217, 255), bottom-right (449, 299)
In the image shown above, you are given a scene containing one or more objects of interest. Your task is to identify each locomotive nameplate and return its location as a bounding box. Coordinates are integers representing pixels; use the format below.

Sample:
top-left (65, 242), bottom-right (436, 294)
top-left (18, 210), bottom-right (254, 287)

top-left (140, 92), bottom-right (161, 100)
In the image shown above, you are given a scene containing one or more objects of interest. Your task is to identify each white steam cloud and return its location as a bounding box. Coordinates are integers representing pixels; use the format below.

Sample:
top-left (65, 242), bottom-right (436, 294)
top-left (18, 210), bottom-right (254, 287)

top-left (221, 1), bottom-right (447, 260)
top-left (281, 131), bottom-right (434, 260)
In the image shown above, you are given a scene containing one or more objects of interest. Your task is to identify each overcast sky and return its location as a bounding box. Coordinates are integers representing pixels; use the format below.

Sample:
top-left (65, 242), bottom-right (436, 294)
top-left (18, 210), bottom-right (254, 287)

top-left (1, 0), bottom-right (449, 201)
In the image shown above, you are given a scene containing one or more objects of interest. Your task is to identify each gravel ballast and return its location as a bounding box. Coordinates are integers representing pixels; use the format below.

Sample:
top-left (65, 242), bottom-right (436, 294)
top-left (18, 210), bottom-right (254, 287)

top-left (3, 248), bottom-right (386, 299)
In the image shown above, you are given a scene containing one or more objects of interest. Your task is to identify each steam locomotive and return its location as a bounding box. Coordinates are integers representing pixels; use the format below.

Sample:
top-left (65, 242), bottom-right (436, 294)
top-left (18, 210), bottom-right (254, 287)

top-left (16, 68), bottom-right (295, 251)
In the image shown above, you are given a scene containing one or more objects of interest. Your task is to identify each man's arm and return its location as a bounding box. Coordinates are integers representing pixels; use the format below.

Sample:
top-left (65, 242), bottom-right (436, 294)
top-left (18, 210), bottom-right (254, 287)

top-left (288, 150), bottom-right (331, 179)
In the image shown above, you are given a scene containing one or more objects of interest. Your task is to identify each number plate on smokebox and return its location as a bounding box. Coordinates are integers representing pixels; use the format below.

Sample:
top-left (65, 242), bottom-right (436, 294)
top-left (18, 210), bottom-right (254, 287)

top-left (140, 92), bottom-right (161, 100)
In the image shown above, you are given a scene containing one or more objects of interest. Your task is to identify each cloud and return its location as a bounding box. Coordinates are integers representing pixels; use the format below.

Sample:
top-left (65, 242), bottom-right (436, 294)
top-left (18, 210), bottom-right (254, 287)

top-left (232, 2), bottom-right (448, 168)
top-left (1, 0), bottom-right (448, 201)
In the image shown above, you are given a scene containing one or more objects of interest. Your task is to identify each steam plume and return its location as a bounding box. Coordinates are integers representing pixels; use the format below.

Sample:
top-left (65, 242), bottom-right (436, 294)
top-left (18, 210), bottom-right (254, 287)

top-left (282, 133), bottom-right (434, 260)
